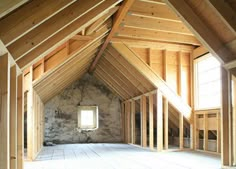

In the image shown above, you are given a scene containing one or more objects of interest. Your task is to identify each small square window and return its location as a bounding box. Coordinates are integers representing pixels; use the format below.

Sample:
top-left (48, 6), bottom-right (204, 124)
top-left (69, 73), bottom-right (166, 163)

top-left (78, 106), bottom-right (98, 130)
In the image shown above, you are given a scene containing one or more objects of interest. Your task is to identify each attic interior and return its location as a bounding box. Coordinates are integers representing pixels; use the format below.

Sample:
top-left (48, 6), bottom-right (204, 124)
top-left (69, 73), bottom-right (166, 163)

top-left (0, 0), bottom-right (236, 169)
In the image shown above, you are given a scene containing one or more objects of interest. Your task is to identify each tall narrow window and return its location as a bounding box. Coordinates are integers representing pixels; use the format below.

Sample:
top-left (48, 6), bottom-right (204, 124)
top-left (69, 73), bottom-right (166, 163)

top-left (78, 106), bottom-right (98, 130)
top-left (194, 53), bottom-right (221, 109)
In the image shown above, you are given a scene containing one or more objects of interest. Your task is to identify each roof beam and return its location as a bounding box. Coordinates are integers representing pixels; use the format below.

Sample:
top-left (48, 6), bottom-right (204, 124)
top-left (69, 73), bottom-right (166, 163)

top-left (0, 0), bottom-right (75, 45)
top-left (112, 42), bottom-right (192, 121)
top-left (89, 0), bottom-right (135, 72)
top-left (163, 0), bottom-right (235, 64)
top-left (208, 0), bottom-right (236, 35)
top-left (16, 0), bottom-right (120, 70)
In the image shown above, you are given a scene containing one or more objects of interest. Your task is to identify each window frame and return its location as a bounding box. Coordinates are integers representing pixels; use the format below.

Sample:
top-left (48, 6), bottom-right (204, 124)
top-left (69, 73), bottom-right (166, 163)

top-left (78, 106), bottom-right (99, 130)
top-left (194, 53), bottom-right (222, 110)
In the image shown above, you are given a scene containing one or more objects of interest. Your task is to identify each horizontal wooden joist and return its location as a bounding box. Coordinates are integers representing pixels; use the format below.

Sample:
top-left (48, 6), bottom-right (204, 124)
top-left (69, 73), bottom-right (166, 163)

top-left (111, 37), bottom-right (195, 52)
top-left (116, 27), bottom-right (200, 45)
top-left (0, 0), bottom-right (76, 46)
top-left (16, 0), bottom-right (121, 70)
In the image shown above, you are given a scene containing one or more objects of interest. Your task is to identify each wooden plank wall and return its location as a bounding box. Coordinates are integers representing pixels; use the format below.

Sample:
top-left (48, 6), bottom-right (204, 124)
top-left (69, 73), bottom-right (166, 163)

top-left (131, 47), bottom-right (191, 105)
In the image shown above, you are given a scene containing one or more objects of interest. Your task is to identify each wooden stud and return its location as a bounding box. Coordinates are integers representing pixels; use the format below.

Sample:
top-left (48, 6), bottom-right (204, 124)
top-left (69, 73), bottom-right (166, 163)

top-left (141, 95), bottom-right (147, 147)
top-left (121, 102), bottom-right (125, 143)
top-left (17, 75), bottom-right (24, 169)
top-left (131, 100), bottom-right (136, 144)
top-left (203, 114), bottom-right (208, 151)
top-left (179, 113), bottom-right (184, 150)
top-left (217, 111), bottom-right (221, 153)
top-left (164, 98), bottom-right (168, 150)
top-left (194, 114), bottom-right (199, 150)
top-left (221, 67), bottom-right (233, 166)
top-left (0, 54), bottom-right (10, 169)
top-left (177, 51), bottom-right (182, 96)
top-left (27, 66), bottom-right (34, 161)
top-left (156, 89), bottom-right (163, 152)
top-left (10, 66), bottom-right (17, 169)
top-left (149, 93), bottom-right (154, 149)
top-left (127, 101), bottom-right (131, 143)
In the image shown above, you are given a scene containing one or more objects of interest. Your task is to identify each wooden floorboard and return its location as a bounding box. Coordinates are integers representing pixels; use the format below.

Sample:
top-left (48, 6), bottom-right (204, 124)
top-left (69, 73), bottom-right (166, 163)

top-left (24, 143), bottom-right (221, 169)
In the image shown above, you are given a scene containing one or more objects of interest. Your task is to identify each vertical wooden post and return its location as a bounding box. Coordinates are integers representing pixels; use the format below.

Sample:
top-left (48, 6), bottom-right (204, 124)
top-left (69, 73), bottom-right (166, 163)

top-left (127, 101), bottom-right (131, 143)
top-left (156, 90), bottom-right (163, 152)
top-left (194, 114), bottom-right (199, 150)
top-left (10, 66), bottom-right (17, 169)
top-left (232, 76), bottom-right (236, 163)
top-left (121, 102), bottom-right (125, 143)
top-left (204, 113), bottom-right (208, 151)
top-left (177, 51), bottom-right (182, 96)
top-left (179, 113), bottom-right (184, 150)
top-left (163, 50), bottom-right (167, 80)
top-left (17, 75), bottom-right (24, 169)
top-left (148, 48), bottom-right (152, 66)
top-left (164, 98), bottom-right (168, 150)
top-left (190, 52), bottom-right (195, 150)
top-left (131, 100), bottom-right (135, 144)
top-left (217, 111), bottom-right (221, 153)
top-left (0, 54), bottom-right (10, 169)
top-left (141, 95), bottom-right (147, 147)
top-left (27, 66), bottom-right (34, 160)
top-left (149, 93), bottom-right (154, 149)
top-left (221, 67), bottom-right (233, 166)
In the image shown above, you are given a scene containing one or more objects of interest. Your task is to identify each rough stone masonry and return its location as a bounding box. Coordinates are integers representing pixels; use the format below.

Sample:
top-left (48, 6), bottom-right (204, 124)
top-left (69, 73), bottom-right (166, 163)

top-left (44, 73), bottom-right (122, 144)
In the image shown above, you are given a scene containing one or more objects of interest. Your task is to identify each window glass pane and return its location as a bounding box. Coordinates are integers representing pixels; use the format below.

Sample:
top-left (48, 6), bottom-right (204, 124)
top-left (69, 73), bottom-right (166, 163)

top-left (81, 110), bottom-right (94, 126)
top-left (195, 54), bottom-right (221, 109)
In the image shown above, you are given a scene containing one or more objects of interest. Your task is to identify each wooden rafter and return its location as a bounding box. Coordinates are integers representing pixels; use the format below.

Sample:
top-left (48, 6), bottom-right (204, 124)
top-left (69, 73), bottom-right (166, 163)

top-left (0, 0), bottom-right (76, 45)
top-left (16, 0), bottom-right (120, 70)
top-left (207, 0), bottom-right (236, 35)
top-left (89, 0), bottom-right (135, 72)
top-left (163, 0), bottom-right (235, 65)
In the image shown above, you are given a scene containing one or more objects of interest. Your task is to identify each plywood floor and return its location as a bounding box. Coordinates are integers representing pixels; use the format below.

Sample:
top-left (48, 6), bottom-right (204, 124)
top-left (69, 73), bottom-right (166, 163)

top-left (24, 144), bottom-right (221, 169)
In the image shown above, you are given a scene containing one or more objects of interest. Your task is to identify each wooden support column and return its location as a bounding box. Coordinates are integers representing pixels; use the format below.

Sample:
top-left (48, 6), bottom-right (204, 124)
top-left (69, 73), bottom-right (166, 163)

top-left (10, 66), bottom-right (17, 169)
top-left (204, 114), bottom-right (208, 151)
top-left (194, 114), bottom-right (199, 150)
top-left (141, 95), bottom-right (147, 147)
top-left (163, 50), bottom-right (167, 81)
top-left (164, 98), bottom-right (168, 150)
top-left (127, 101), bottom-right (131, 143)
top-left (149, 93), bottom-right (154, 149)
top-left (217, 111), bottom-right (221, 153)
top-left (17, 75), bottom-right (24, 169)
top-left (131, 100), bottom-right (136, 144)
top-left (221, 67), bottom-right (233, 166)
top-left (233, 76), bottom-right (236, 164)
top-left (27, 66), bottom-right (34, 161)
top-left (121, 102), bottom-right (125, 143)
top-left (179, 113), bottom-right (184, 150)
top-left (190, 53), bottom-right (195, 150)
top-left (156, 90), bottom-right (163, 152)
top-left (177, 51), bottom-right (182, 96)
top-left (0, 54), bottom-right (10, 169)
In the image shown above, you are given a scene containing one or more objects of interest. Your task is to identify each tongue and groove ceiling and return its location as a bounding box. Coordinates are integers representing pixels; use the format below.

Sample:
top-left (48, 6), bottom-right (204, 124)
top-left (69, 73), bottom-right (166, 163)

top-left (0, 0), bottom-right (236, 105)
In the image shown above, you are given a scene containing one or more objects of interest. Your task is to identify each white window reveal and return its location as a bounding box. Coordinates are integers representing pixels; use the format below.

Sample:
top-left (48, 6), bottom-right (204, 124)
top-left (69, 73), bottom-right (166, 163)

top-left (78, 106), bottom-right (98, 130)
